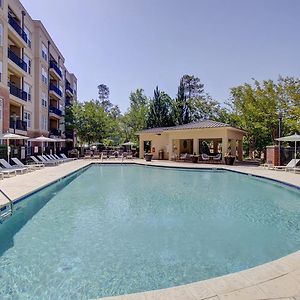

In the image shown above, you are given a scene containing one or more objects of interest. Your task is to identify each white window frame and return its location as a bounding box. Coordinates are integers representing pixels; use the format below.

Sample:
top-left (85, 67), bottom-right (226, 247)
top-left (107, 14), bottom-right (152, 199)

top-left (24, 111), bottom-right (31, 128)
top-left (24, 26), bottom-right (31, 48)
top-left (23, 82), bottom-right (31, 101)
top-left (41, 115), bottom-right (48, 131)
top-left (41, 92), bottom-right (47, 108)
top-left (41, 43), bottom-right (48, 61)
top-left (24, 54), bottom-right (31, 74)
top-left (42, 67), bottom-right (48, 85)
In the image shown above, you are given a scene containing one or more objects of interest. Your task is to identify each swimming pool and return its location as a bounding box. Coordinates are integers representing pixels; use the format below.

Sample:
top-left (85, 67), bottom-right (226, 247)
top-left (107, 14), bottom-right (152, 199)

top-left (0, 164), bottom-right (300, 299)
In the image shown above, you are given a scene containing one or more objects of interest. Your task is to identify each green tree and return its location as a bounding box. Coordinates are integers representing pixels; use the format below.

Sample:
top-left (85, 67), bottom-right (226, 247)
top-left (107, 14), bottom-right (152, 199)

top-left (147, 86), bottom-right (174, 128)
top-left (121, 89), bottom-right (149, 142)
top-left (98, 84), bottom-right (113, 112)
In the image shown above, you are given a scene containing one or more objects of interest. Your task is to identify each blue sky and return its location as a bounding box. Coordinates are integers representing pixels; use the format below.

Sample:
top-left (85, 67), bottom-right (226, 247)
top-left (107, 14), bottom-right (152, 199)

top-left (22, 0), bottom-right (300, 111)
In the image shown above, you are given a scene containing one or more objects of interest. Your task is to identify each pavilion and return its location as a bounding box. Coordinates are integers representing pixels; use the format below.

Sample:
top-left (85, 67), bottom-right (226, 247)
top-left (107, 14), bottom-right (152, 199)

top-left (138, 120), bottom-right (246, 161)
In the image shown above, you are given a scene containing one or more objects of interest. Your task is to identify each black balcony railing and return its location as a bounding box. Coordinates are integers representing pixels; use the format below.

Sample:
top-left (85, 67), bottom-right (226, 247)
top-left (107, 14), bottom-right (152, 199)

top-left (66, 85), bottom-right (73, 94)
top-left (8, 14), bottom-right (27, 43)
top-left (65, 132), bottom-right (74, 139)
top-left (49, 106), bottom-right (62, 116)
top-left (50, 128), bottom-right (61, 136)
top-left (9, 83), bottom-right (27, 101)
top-left (9, 119), bottom-right (27, 131)
top-left (49, 84), bottom-right (62, 97)
top-left (50, 61), bottom-right (62, 78)
top-left (8, 48), bottom-right (27, 72)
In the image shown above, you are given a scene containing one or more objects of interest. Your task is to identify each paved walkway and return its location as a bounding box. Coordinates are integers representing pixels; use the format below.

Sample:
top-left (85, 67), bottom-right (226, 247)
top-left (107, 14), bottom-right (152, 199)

top-left (0, 159), bottom-right (299, 299)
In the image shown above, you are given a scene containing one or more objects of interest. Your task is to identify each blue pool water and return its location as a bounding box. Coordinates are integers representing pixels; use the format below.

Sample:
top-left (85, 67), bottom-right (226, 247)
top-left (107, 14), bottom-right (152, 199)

top-left (0, 165), bottom-right (300, 299)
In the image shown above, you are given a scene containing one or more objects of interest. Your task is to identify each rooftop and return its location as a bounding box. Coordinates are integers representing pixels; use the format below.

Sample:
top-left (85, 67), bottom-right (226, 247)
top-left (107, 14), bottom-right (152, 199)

top-left (139, 120), bottom-right (245, 134)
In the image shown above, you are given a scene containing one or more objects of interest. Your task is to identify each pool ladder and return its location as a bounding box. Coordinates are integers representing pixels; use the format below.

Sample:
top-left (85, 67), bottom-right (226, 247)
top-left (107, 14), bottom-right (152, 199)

top-left (0, 189), bottom-right (13, 224)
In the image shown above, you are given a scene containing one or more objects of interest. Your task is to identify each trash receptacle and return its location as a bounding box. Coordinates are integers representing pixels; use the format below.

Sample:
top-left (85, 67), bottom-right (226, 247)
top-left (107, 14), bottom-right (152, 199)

top-left (158, 150), bottom-right (164, 160)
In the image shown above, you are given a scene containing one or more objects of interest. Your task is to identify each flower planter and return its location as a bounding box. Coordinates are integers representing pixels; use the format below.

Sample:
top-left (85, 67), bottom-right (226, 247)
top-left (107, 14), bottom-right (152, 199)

top-left (144, 154), bottom-right (153, 162)
top-left (225, 156), bottom-right (235, 165)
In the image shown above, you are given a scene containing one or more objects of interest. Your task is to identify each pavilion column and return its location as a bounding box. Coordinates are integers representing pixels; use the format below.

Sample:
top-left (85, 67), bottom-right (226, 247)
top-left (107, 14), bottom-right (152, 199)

top-left (168, 137), bottom-right (173, 160)
top-left (213, 140), bottom-right (219, 153)
top-left (237, 140), bottom-right (243, 161)
top-left (139, 138), bottom-right (144, 159)
top-left (193, 138), bottom-right (199, 155)
top-left (230, 139), bottom-right (237, 156)
top-left (222, 135), bottom-right (229, 162)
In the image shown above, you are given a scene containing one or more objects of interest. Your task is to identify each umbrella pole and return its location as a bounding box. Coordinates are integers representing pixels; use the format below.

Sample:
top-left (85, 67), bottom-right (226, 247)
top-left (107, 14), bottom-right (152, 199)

top-left (7, 138), bottom-right (9, 163)
top-left (295, 141), bottom-right (297, 160)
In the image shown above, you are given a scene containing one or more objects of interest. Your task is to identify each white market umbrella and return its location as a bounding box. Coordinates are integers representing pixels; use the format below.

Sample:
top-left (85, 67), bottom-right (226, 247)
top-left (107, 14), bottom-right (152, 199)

top-left (0, 133), bottom-right (29, 162)
top-left (28, 135), bottom-right (56, 155)
top-left (276, 133), bottom-right (300, 160)
top-left (122, 142), bottom-right (135, 146)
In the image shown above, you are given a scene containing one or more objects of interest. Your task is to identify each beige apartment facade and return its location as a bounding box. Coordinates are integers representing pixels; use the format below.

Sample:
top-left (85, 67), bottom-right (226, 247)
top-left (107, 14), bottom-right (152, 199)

top-left (0, 0), bottom-right (77, 145)
top-left (139, 120), bottom-right (246, 161)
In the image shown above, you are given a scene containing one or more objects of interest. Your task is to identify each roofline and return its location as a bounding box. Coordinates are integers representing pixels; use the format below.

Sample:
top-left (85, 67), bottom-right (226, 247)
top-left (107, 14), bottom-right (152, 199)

top-left (138, 125), bottom-right (247, 135)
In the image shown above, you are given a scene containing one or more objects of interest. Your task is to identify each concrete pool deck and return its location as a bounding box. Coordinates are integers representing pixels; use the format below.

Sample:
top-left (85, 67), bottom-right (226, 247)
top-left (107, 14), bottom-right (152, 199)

top-left (0, 158), bottom-right (300, 299)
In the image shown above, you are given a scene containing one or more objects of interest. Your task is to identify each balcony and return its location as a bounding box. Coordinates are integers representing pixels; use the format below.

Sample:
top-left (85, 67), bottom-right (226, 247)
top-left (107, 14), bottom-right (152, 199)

top-left (9, 83), bottom-right (27, 101)
top-left (49, 61), bottom-right (62, 79)
top-left (8, 48), bottom-right (27, 72)
top-left (8, 14), bottom-right (27, 43)
top-left (50, 128), bottom-right (61, 136)
top-left (49, 106), bottom-right (62, 117)
top-left (49, 84), bottom-right (62, 99)
top-left (66, 85), bottom-right (73, 96)
top-left (9, 119), bottom-right (27, 131)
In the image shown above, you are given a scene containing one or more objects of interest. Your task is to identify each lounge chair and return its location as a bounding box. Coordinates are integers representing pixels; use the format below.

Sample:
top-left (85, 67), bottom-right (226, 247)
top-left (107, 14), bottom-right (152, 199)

top-left (37, 156), bottom-right (58, 166)
top-left (12, 158), bottom-right (43, 171)
top-left (201, 153), bottom-right (210, 163)
top-left (0, 167), bottom-right (17, 177)
top-left (52, 154), bottom-right (67, 162)
top-left (60, 153), bottom-right (75, 161)
top-left (42, 155), bottom-right (61, 165)
top-left (30, 156), bottom-right (47, 167)
top-left (272, 159), bottom-right (300, 172)
top-left (213, 153), bottom-right (222, 164)
top-left (0, 159), bottom-right (28, 174)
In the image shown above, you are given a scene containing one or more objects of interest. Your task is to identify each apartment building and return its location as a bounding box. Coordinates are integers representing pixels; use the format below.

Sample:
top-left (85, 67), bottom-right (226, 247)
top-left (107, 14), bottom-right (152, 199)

top-left (0, 0), bottom-right (77, 146)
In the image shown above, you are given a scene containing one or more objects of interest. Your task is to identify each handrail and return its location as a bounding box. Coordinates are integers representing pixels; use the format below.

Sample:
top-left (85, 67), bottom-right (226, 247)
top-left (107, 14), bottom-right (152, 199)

top-left (0, 189), bottom-right (13, 220)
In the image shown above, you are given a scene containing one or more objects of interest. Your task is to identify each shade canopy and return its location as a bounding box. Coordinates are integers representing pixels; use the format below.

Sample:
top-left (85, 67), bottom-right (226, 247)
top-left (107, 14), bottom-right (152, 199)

top-left (122, 142), bottom-right (135, 146)
top-left (0, 133), bottom-right (29, 162)
top-left (276, 133), bottom-right (300, 142)
top-left (0, 133), bottom-right (29, 140)
top-left (28, 135), bottom-right (56, 142)
top-left (276, 133), bottom-right (300, 160)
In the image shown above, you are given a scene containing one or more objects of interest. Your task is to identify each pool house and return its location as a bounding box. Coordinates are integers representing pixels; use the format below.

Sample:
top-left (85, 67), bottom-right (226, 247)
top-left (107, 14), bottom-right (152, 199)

top-left (138, 120), bottom-right (246, 162)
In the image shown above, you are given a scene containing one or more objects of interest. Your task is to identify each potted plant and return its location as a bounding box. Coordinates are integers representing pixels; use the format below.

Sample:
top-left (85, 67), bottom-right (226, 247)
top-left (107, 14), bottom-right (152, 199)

top-left (224, 153), bottom-right (235, 165)
top-left (144, 153), bottom-right (153, 162)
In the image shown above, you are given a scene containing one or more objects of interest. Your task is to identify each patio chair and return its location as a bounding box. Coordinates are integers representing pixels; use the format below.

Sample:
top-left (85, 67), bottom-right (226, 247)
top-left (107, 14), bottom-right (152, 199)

top-left (179, 153), bottom-right (188, 161)
top-left (201, 153), bottom-right (210, 163)
top-left (212, 153), bottom-right (222, 164)
top-left (0, 159), bottom-right (28, 174)
top-left (272, 159), bottom-right (300, 172)
top-left (37, 156), bottom-right (58, 166)
top-left (12, 157), bottom-right (43, 171)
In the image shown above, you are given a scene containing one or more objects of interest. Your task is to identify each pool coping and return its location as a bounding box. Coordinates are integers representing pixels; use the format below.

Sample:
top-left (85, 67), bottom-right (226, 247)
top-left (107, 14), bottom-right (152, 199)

top-left (1, 159), bottom-right (300, 299)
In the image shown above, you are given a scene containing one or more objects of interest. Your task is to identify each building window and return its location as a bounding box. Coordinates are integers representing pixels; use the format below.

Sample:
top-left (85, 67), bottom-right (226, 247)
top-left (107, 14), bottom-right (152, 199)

top-left (0, 61), bottom-right (2, 82)
top-left (24, 55), bottom-right (31, 74)
top-left (41, 115), bottom-right (47, 131)
top-left (41, 92), bottom-right (47, 107)
top-left (24, 26), bottom-right (31, 48)
top-left (24, 82), bottom-right (31, 101)
top-left (24, 111), bottom-right (31, 128)
top-left (42, 67), bottom-right (48, 84)
top-left (0, 23), bottom-right (3, 46)
top-left (41, 43), bottom-right (48, 61)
